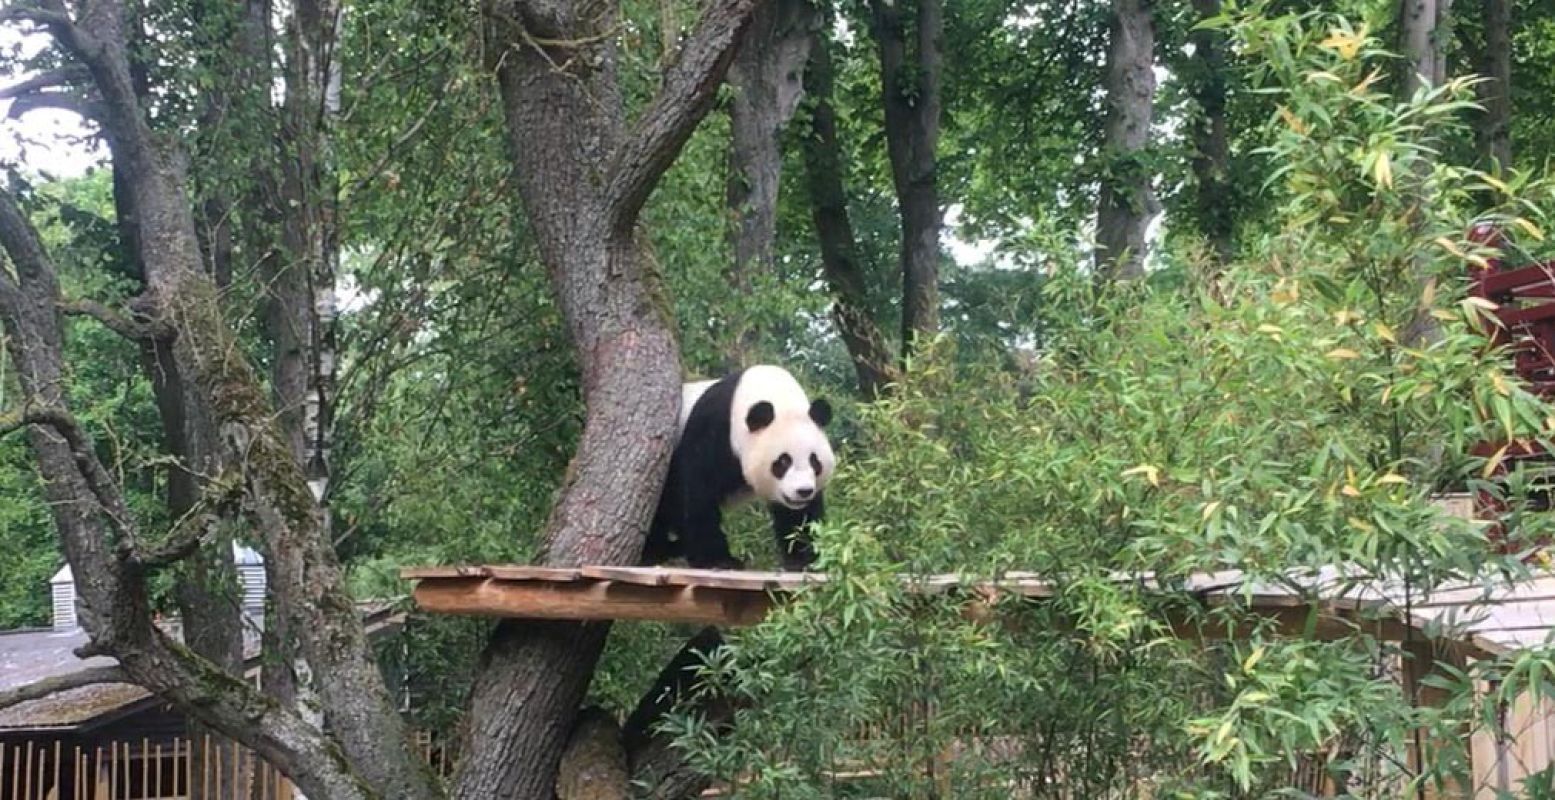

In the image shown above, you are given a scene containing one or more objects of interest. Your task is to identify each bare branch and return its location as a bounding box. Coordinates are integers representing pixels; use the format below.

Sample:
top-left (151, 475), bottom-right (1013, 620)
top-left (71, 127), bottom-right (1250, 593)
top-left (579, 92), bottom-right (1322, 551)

top-left (602, 0), bottom-right (763, 233)
top-left (0, 66), bottom-right (88, 99)
top-left (0, 404), bottom-right (70, 437)
top-left (130, 471), bottom-right (243, 567)
top-left (14, 405), bottom-right (141, 546)
top-left (5, 91), bottom-right (102, 120)
top-left (60, 297), bottom-right (172, 340)
top-left (0, 665), bottom-right (128, 713)
top-left (0, 3), bottom-right (74, 30)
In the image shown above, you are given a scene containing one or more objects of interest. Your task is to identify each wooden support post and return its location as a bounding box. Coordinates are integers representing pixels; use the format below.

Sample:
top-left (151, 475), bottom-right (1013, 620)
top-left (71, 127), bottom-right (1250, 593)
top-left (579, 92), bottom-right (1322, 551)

top-left (1403, 638), bottom-right (1473, 799)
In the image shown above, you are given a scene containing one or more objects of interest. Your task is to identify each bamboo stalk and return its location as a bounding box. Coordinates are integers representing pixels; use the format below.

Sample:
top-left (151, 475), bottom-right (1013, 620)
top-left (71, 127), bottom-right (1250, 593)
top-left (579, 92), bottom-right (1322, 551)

top-left (231, 737), bottom-right (239, 798)
top-left (24, 741), bottom-right (34, 800)
top-left (154, 742), bottom-right (162, 799)
top-left (141, 737), bottom-right (149, 799)
top-left (53, 740), bottom-right (61, 800)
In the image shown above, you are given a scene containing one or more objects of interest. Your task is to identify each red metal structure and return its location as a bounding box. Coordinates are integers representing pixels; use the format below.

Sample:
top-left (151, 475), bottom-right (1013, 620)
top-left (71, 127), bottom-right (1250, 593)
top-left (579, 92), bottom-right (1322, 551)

top-left (1466, 223), bottom-right (1555, 545)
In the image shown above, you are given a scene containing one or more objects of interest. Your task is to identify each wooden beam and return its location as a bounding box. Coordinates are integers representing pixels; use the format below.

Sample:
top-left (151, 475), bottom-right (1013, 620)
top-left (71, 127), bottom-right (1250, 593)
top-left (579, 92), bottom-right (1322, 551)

top-left (411, 577), bottom-right (775, 627)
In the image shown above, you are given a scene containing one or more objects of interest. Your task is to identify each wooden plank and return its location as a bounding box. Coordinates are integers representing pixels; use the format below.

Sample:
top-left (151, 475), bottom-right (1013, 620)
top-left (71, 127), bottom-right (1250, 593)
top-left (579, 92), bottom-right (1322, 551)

top-left (412, 577), bottom-right (774, 626)
top-left (400, 565), bottom-right (583, 581)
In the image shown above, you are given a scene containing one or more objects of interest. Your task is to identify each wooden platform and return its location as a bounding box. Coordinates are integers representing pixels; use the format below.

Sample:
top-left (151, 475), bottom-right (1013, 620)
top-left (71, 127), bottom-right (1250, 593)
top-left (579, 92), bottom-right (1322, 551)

top-left (399, 564), bottom-right (1555, 659)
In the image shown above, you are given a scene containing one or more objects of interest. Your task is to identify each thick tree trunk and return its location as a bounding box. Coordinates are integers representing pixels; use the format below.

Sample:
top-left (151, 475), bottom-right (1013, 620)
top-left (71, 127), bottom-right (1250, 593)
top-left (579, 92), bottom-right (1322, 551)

top-left (869, 0), bottom-right (943, 359)
top-left (722, 0), bottom-right (815, 366)
top-left (800, 27), bottom-right (896, 399)
top-left (452, 1), bottom-right (760, 796)
top-left (115, 92), bottom-right (250, 798)
top-left (1095, 0), bottom-right (1159, 282)
top-left (1399, 0), bottom-right (1452, 95)
top-left (1474, 0), bottom-right (1512, 169)
top-left (623, 627), bottom-right (741, 799)
top-left (1188, 0), bottom-right (1233, 264)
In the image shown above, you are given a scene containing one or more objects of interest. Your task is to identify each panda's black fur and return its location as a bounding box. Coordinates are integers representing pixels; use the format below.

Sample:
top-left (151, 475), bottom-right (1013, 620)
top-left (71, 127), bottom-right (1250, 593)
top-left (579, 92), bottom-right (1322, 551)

top-left (644, 368), bottom-right (832, 571)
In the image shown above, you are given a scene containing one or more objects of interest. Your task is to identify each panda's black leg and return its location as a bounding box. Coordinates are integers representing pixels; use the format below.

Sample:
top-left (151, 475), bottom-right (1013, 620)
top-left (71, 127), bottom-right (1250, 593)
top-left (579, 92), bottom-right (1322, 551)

top-left (680, 500), bottom-right (743, 570)
top-left (642, 512), bottom-right (680, 565)
top-left (770, 494), bottom-right (823, 571)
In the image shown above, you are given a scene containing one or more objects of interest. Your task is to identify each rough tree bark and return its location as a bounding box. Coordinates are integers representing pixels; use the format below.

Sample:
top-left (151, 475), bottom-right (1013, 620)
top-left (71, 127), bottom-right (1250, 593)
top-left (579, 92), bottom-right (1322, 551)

top-left (622, 627), bottom-right (741, 799)
top-left (1095, 0), bottom-right (1160, 282)
top-left (1473, 0), bottom-right (1511, 169)
top-left (255, 0), bottom-right (344, 733)
top-left (1400, 0), bottom-right (1452, 96)
top-left (0, 0), bottom-right (437, 795)
top-left (0, 189), bottom-right (378, 800)
top-left (868, 0), bottom-right (942, 360)
top-left (1188, 0), bottom-right (1232, 264)
top-left (722, 0), bottom-right (815, 366)
top-left (801, 25), bottom-right (895, 399)
top-left (451, 1), bottom-right (763, 797)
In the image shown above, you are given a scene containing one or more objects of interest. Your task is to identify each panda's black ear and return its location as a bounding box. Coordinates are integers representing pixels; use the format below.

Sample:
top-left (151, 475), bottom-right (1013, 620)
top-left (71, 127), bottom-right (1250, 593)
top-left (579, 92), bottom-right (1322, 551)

top-left (809, 398), bottom-right (832, 427)
top-left (746, 401), bottom-right (776, 432)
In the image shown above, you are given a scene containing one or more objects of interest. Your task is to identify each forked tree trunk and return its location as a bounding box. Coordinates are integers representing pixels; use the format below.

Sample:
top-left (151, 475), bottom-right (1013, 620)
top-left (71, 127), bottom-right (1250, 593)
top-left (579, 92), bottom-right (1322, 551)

top-left (452, 1), bottom-right (761, 796)
top-left (868, 0), bottom-right (943, 360)
top-left (1188, 0), bottom-right (1233, 264)
top-left (1474, 0), bottom-right (1512, 169)
top-left (1095, 0), bottom-right (1159, 282)
top-left (801, 25), bottom-right (895, 399)
top-left (113, 50), bottom-right (249, 795)
top-left (722, 0), bottom-right (815, 367)
top-left (6, 0), bottom-right (438, 794)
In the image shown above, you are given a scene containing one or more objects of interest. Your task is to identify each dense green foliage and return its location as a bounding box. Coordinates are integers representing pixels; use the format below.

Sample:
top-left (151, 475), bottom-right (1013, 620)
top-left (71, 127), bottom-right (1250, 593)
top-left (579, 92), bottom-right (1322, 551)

top-left (654, 10), bottom-right (1555, 797)
top-left (4, 0), bottom-right (1555, 794)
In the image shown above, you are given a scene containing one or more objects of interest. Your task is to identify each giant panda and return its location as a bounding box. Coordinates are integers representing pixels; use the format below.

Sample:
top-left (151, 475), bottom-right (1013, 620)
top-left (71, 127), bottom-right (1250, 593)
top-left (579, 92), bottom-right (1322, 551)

top-left (644, 365), bottom-right (835, 571)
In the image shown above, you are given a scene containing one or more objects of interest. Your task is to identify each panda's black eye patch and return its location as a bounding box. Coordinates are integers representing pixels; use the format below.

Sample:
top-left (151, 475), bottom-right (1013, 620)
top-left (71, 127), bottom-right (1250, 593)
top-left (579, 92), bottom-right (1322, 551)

top-left (771, 453), bottom-right (792, 479)
top-left (810, 454), bottom-right (822, 476)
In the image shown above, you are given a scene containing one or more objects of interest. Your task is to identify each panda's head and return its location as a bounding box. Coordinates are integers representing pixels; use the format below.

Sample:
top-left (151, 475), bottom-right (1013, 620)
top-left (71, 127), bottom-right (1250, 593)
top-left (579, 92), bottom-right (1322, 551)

top-left (741, 397), bottom-right (835, 509)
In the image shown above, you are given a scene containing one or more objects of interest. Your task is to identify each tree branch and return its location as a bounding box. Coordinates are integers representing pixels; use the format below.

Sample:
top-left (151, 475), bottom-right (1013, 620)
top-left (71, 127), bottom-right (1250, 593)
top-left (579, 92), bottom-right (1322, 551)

top-left (60, 297), bottom-right (172, 340)
top-left (0, 405), bottom-right (71, 437)
top-left (130, 470), bottom-right (243, 567)
top-left (4, 90), bottom-right (102, 120)
top-left (0, 665), bottom-right (129, 713)
top-left (3, 404), bottom-right (142, 546)
top-left (602, 0), bottom-right (763, 233)
top-left (0, 3), bottom-right (74, 30)
top-left (0, 66), bottom-right (88, 99)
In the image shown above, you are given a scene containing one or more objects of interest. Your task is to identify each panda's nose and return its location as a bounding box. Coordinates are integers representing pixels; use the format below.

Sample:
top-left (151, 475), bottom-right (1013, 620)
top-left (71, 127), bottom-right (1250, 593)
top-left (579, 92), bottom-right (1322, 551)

top-left (795, 487), bottom-right (814, 499)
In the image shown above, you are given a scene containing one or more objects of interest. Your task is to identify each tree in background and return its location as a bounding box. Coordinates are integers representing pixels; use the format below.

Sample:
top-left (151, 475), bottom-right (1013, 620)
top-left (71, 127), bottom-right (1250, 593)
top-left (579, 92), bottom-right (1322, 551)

top-left (1095, 0), bottom-right (1159, 281)
top-left (3, 0), bottom-right (1555, 798)
top-left (868, 0), bottom-right (943, 358)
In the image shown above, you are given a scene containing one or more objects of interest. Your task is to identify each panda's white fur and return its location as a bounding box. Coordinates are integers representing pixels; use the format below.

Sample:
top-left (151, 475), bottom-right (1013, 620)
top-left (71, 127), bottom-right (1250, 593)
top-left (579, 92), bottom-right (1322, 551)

top-left (648, 365), bottom-right (835, 570)
top-left (679, 365), bottom-right (835, 509)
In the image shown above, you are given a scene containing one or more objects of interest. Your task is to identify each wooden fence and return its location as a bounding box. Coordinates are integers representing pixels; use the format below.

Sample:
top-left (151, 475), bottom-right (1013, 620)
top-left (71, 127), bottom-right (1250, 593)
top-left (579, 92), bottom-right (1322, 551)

top-left (0, 733), bottom-right (452, 800)
top-left (0, 736), bottom-right (291, 800)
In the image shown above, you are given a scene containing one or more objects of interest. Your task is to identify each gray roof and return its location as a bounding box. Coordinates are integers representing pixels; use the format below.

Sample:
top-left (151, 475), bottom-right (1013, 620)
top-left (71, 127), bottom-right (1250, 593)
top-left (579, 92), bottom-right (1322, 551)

top-left (0, 603), bottom-right (402, 732)
top-left (0, 626), bottom-right (160, 731)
